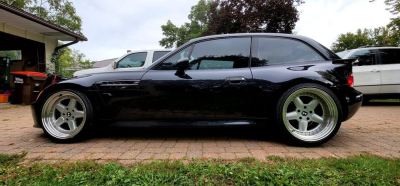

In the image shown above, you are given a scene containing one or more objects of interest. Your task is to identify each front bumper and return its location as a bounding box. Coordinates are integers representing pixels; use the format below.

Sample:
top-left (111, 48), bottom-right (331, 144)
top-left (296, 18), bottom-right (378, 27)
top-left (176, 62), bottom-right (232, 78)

top-left (339, 86), bottom-right (363, 121)
top-left (31, 102), bottom-right (40, 128)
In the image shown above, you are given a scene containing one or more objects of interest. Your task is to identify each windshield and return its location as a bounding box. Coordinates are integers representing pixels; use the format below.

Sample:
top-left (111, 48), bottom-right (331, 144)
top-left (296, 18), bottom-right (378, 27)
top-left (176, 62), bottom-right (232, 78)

top-left (336, 50), bottom-right (353, 59)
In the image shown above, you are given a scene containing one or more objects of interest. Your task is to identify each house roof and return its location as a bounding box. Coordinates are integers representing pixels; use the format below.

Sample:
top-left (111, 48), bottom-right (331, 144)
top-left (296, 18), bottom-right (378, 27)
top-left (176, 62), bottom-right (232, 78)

top-left (93, 58), bottom-right (117, 68)
top-left (0, 2), bottom-right (87, 41)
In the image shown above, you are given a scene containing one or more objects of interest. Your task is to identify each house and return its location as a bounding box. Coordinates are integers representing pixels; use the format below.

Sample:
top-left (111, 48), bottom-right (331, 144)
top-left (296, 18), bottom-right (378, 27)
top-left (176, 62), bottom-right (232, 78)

top-left (0, 2), bottom-right (86, 82)
top-left (64, 58), bottom-right (117, 71)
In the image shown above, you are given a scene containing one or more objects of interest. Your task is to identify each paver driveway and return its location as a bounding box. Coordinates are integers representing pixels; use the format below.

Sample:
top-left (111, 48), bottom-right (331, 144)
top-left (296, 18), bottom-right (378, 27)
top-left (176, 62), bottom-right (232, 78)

top-left (0, 102), bottom-right (399, 164)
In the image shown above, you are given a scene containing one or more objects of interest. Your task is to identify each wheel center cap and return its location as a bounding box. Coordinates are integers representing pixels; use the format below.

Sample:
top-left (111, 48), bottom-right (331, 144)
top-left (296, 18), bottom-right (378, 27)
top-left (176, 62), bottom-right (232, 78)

top-left (67, 112), bottom-right (71, 117)
top-left (302, 111), bottom-right (308, 116)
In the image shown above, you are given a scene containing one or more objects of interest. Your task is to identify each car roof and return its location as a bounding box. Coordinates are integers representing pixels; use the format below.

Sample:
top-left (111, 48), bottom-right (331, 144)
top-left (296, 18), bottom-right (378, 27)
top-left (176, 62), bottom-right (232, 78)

top-left (189, 33), bottom-right (310, 43)
top-left (187, 33), bottom-right (338, 60)
top-left (126, 49), bottom-right (173, 54)
top-left (342, 46), bottom-right (400, 52)
top-left (337, 47), bottom-right (400, 58)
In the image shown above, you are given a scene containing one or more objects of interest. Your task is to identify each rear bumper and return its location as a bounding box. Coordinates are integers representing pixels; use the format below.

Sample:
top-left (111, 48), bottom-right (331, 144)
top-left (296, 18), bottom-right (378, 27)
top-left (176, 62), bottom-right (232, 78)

top-left (31, 102), bottom-right (40, 128)
top-left (339, 86), bottom-right (363, 121)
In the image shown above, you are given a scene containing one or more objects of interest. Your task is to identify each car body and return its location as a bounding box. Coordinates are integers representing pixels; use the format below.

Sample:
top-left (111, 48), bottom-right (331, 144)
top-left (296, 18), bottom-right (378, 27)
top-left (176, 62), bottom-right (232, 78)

top-left (73, 49), bottom-right (172, 77)
top-left (337, 47), bottom-right (400, 101)
top-left (32, 33), bottom-right (362, 145)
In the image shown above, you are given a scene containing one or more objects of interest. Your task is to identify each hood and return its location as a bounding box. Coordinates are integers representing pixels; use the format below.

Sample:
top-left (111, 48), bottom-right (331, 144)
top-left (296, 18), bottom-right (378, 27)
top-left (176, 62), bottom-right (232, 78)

top-left (73, 66), bottom-right (111, 77)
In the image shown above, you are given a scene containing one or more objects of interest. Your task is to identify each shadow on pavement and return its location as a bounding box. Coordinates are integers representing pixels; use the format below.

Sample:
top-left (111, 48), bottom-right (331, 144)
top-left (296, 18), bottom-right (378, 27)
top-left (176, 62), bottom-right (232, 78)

top-left (90, 125), bottom-right (285, 144)
top-left (362, 101), bottom-right (400, 106)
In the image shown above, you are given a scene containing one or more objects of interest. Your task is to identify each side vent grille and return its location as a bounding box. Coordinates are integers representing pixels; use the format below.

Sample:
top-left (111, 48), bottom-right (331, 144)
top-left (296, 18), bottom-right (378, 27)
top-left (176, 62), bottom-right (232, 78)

top-left (96, 80), bottom-right (139, 90)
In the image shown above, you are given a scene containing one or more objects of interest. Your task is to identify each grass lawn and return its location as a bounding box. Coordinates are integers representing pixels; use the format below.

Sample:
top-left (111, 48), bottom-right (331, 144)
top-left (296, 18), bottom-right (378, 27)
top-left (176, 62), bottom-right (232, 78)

top-left (370, 99), bottom-right (400, 102)
top-left (0, 153), bottom-right (399, 185)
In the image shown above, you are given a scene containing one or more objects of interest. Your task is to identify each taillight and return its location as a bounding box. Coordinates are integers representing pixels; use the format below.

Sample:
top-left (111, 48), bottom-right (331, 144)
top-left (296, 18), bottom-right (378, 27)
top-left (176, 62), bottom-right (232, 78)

top-left (348, 73), bottom-right (354, 87)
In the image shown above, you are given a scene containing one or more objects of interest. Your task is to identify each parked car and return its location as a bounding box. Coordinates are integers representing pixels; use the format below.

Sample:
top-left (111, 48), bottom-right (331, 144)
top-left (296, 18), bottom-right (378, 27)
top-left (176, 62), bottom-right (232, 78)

top-left (32, 33), bottom-right (362, 145)
top-left (73, 49), bottom-right (172, 77)
top-left (336, 47), bottom-right (400, 102)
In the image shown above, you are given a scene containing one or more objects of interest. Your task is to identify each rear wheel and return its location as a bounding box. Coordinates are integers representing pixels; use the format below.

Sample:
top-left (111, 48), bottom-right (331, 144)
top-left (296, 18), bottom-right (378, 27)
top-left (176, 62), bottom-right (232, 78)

top-left (40, 90), bottom-right (93, 142)
top-left (276, 83), bottom-right (342, 146)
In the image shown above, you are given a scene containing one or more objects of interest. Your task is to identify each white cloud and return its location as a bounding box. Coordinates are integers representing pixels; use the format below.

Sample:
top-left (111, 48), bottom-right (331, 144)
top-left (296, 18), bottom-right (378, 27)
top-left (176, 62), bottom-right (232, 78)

top-left (69, 0), bottom-right (395, 61)
top-left (295, 0), bottom-right (394, 48)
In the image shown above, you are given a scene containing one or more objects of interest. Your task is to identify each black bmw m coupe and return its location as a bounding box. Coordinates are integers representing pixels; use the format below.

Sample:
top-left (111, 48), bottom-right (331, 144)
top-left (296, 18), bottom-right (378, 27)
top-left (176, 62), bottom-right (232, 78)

top-left (31, 33), bottom-right (362, 145)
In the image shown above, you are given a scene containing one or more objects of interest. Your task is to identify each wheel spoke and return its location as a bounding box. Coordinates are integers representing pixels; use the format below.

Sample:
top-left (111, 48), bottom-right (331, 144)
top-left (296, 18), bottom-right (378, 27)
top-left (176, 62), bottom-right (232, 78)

top-left (54, 117), bottom-right (65, 126)
top-left (68, 99), bottom-right (77, 111)
top-left (311, 114), bottom-right (324, 124)
top-left (299, 120), bottom-right (308, 132)
top-left (308, 99), bottom-right (319, 110)
top-left (68, 120), bottom-right (77, 131)
top-left (293, 96), bottom-right (304, 108)
top-left (286, 111), bottom-right (298, 120)
top-left (55, 103), bottom-right (66, 113)
top-left (74, 110), bottom-right (84, 118)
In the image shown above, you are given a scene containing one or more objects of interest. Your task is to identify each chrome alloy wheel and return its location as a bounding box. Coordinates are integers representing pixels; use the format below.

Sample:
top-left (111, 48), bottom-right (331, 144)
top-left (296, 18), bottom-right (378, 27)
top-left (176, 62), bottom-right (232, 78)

top-left (282, 88), bottom-right (338, 142)
top-left (41, 91), bottom-right (87, 139)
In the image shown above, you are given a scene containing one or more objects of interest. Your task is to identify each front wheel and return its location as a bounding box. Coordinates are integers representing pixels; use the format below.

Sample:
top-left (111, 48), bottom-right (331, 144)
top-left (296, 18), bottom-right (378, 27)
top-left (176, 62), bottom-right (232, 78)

top-left (40, 90), bottom-right (93, 142)
top-left (276, 83), bottom-right (342, 146)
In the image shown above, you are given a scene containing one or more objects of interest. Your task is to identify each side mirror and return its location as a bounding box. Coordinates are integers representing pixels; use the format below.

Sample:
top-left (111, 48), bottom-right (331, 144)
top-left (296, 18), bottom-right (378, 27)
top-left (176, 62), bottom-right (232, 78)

top-left (175, 58), bottom-right (189, 77)
top-left (112, 61), bottom-right (117, 69)
top-left (354, 59), bottom-right (361, 66)
top-left (176, 58), bottom-right (189, 69)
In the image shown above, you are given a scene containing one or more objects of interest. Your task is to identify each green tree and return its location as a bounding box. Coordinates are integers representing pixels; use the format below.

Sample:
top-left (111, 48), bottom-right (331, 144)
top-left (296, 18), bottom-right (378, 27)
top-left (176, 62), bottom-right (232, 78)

top-left (160, 0), bottom-right (212, 48)
top-left (332, 0), bottom-right (400, 52)
top-left (56, 47), bottom-right (91, 78)
top-left (206, 0), bottom-right (304, 35)
top-left (331, 29), bottom-right (374, 53)
top-left (1, 0), bottom-right (83, 35)
top-left (160, 0), bottom-right (304, 48)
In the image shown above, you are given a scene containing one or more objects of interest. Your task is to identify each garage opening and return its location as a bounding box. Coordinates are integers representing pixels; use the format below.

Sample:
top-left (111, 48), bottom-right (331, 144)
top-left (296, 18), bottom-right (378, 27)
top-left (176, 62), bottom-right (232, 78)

top-left (0, 32), bottom-right (45, 91)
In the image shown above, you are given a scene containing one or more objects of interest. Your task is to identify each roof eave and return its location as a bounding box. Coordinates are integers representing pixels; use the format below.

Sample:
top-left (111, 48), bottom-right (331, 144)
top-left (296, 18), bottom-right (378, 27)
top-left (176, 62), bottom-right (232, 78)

top-left (0, 2), bottom-right (87, 41)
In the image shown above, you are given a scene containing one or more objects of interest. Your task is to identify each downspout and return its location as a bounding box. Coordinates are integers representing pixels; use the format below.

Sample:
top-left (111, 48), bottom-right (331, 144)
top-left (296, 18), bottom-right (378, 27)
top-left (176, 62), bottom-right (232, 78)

top-left (52, 38), bottom-right (79, 73)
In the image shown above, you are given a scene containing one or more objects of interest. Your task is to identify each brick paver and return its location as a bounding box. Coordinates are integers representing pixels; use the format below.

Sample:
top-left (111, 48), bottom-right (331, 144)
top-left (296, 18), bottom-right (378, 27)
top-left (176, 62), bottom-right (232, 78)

top-left (1, 103), bottom-right (399, 163)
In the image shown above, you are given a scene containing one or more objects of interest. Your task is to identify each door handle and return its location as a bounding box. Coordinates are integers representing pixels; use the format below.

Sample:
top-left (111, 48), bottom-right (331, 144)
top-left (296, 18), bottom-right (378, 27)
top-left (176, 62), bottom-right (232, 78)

top-left (370, 69), bottom-right (380, 72)
top-left (226, 76), bottom-right (246, 84)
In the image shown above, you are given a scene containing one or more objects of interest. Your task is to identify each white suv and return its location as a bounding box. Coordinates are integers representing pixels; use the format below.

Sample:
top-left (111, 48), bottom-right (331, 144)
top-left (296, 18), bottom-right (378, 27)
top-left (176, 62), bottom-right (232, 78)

top-left (337, 47), bottom-right (400, 102)
top-left (73, 49), bottom-right (172, 77)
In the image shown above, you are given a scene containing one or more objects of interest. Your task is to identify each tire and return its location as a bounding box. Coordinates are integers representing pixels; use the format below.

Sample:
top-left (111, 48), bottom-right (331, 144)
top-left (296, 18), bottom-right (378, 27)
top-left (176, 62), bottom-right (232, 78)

top-left (276, 83), bottom-right (342, 146)
top-left (39, 89), bottom-right (93, 142)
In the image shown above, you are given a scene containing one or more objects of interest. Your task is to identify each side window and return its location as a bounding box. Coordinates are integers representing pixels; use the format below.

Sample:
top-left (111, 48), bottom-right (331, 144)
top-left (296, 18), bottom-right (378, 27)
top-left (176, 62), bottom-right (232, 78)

top-left (117, 52), bottom-right (147, 68)
top-left (152, 51), bottom-right (170, 62)
top-left (349, 50), bottom-right (376, 66)
top-left (252, 38), bottom-right (324, 67)
top-left (189, 38), bottom-right (251, 70)
top-left (379, 49), bottom-right (400, 65)
top-left (154, 47), bottom-right (191, 70)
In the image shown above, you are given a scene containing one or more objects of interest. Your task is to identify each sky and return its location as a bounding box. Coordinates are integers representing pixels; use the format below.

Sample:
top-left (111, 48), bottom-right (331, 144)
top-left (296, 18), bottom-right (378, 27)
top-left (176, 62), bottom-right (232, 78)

top-left (69, 0), bottom-right (395, 61)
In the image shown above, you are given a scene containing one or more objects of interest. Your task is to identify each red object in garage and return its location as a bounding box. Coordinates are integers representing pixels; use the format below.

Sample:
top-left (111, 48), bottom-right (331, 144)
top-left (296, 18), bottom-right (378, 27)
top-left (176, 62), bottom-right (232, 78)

top-left (10, 71), bottom-right (47, 105)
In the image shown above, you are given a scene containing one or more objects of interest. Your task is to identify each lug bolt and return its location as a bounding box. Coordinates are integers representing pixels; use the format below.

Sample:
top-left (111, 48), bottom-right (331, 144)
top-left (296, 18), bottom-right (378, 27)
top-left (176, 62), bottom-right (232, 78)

top-left (310, 111), bottom-right (313, 113)
top-left (304, 106), bottom-right (307, 109)
top-left (307, 117), bottom-right (310, 120)
top-left (297, 110), bottom-right (300, 112)
top-left (299, 117), bottom-right (302, 119)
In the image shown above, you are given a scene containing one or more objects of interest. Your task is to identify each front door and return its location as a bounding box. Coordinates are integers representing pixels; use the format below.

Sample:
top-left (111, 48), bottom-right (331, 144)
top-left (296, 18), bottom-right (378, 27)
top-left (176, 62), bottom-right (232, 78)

top-left (139, 37), bottom-right (253, 120)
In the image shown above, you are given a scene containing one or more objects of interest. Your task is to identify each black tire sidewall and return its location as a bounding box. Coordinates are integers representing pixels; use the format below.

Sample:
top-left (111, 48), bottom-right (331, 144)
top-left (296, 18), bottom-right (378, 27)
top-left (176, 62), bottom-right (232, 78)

top-left (276, 83), bottom-right (343, 146)
top-left (39, 89), bottom-right (93, 143)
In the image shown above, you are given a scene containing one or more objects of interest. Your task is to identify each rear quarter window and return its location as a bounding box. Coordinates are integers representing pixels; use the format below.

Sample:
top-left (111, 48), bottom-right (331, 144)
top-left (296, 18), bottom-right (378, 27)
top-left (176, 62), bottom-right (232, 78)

top-left (252, 38), bottom-right (324, 67)
top-left (153, 51), bottom-right (170, 62)
top-left (379, 49), bottom-right (400, 65)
